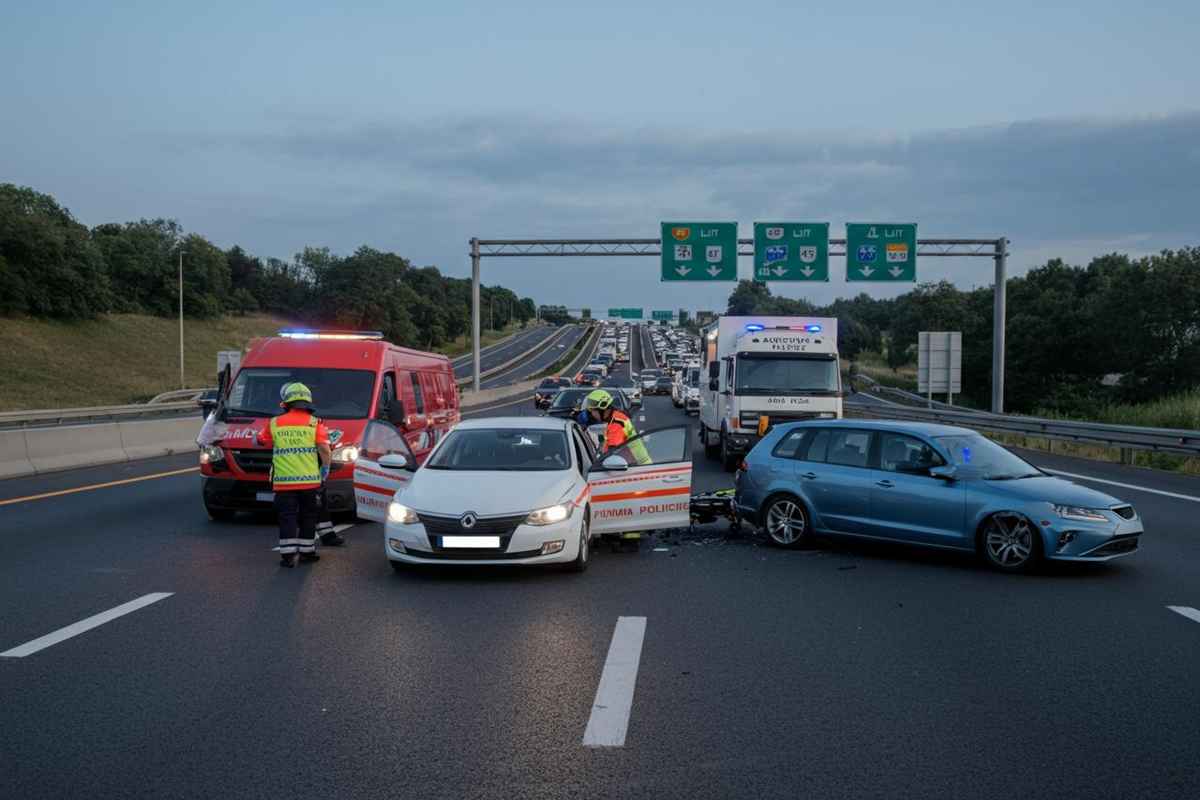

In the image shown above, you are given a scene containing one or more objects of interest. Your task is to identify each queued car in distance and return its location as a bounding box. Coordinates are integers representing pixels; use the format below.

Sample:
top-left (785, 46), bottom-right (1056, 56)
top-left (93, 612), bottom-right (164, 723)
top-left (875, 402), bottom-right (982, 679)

top-left (734, 420), bottom-right (1143, 571)
top-left (542, 387), bottom-right (632, 420)
top-left (197, 329), bottom-right (460, 520)
top-left (649, 375), bottom-right (674, 396)
top-left (575, 366), bottom-right (605, 387)
top-left (533, 376), bottom-right (572, 409)
top-left (640, 369), bottom-right (662, 391)
top-left (350, 416), bottom-right (694, 570)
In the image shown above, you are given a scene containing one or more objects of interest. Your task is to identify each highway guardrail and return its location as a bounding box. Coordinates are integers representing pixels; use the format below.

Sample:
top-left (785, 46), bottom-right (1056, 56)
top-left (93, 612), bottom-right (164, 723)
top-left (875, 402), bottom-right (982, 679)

top-left (850, 402), bottom-right (1200, 457)
top-left (455, 324), bottom-right (576, 388)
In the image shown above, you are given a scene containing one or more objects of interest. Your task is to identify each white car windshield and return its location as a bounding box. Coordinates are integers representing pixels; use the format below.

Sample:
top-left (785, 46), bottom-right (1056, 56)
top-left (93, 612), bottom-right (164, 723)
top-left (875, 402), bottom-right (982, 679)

top-left (426, 429), bottom-right (570, 471)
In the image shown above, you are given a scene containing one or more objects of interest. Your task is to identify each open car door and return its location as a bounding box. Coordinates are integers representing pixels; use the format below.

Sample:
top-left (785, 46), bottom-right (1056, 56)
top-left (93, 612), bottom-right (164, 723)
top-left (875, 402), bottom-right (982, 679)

top-left (588, 425), bottom-right (692, 536)
top-left (353, 420), bottom-right (418, 522)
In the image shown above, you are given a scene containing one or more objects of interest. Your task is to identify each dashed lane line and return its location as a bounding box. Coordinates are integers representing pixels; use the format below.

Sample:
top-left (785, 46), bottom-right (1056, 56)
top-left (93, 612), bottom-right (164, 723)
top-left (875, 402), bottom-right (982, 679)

top-left (1, 593), bottom-right (174, 658)
top-left (583, 615), bottom-right (647, 747)
top-left (1167, 606), bottom-right (1200, 625)
top-left (1040, 468), bottom-right (1200, 504)
top-left (0, 467), bottom-right (199, 507)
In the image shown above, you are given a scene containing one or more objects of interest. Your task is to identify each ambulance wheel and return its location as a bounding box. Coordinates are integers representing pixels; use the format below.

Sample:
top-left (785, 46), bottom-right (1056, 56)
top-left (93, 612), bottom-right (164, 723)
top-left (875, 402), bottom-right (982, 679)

top-left (204, 502), bottom-right (235, 522)
top-left (720, 433), bottom-right (738, 472)
top-left (702, 425), bottom-right (720, 459)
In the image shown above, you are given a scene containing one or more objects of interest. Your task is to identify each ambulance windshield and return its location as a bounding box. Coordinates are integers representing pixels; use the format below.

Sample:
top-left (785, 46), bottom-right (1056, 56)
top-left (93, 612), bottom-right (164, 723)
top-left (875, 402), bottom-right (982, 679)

top-left (734, 354), bottom-right (839, 395)
top-left (224, 368), bottom-right (376, 419)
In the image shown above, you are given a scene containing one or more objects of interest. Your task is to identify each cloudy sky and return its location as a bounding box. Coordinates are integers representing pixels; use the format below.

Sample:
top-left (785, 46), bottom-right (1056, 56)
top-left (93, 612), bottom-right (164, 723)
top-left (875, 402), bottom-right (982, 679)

top-left (3, 0), bottom-right (1198, 312)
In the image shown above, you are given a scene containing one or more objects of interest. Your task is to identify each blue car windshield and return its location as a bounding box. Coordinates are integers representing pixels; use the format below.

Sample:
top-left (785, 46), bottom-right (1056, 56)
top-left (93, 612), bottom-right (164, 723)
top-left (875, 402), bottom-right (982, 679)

top-left (936, 434), bottom-right (1042, 480)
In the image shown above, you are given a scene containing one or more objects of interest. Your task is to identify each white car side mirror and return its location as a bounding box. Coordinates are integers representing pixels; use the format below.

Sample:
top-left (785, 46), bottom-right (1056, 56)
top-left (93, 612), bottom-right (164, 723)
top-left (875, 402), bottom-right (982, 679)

top-left (602, 454), bottom-right (629, 471)
top-left (379, 453), bottom-right (410, 470)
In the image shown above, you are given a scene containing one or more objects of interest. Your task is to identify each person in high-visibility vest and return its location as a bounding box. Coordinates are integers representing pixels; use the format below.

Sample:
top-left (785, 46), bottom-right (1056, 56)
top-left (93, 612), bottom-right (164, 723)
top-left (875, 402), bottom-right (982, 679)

top-left (259, 382), bottom-right (332, 567)
top-left (583, 389), bottom-right (651, 465)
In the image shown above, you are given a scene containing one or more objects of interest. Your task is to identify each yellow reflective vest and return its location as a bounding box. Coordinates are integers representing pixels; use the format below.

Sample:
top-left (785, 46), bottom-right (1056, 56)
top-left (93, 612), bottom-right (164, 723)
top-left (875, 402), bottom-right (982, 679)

top-left (269, 412), bottom-right (322, 491)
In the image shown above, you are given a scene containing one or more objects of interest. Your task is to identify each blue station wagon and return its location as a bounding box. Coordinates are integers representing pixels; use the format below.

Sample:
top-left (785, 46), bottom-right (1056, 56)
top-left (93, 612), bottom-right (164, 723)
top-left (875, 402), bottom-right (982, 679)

top-left (733, 420), bottom-right (1143, 571)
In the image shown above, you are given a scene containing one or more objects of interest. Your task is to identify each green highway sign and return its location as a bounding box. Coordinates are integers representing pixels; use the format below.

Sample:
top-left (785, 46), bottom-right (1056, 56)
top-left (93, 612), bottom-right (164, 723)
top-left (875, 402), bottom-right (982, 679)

top-left (661, 222), bottom-right (738, 281)
top-left (846, 223), bottom-right (917, 282)
top-left (651, 310), bottom-right (673, 321)
top-left (607, 308), bottom-right (643, 319)
top-left (752, 222), bottom-right (829, 281)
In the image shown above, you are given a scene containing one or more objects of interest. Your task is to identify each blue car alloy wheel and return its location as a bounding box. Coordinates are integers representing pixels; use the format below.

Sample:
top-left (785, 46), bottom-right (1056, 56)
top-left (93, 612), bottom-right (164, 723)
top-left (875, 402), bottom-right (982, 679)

top-left (762, 495), bottom-right (810, 548)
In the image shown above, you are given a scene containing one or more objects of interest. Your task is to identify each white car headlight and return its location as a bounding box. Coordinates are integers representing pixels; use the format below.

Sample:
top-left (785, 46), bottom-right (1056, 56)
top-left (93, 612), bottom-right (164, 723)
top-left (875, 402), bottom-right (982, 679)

top-left (332, 445), bottom-right (360, 463)
top-left (1051, 504), bottom-right (1109, 522)
top-left (525, 503), bottom-right (574, 526)
top-left (199, 445), bottom-right (224, 465)
top-left (388, 502), bottom-right (419, 524)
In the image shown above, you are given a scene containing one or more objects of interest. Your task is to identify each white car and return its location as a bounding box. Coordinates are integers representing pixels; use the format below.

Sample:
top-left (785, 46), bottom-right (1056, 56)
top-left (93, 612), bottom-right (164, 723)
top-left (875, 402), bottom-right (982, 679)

top-left (351, 417), bottom-right (694, 570)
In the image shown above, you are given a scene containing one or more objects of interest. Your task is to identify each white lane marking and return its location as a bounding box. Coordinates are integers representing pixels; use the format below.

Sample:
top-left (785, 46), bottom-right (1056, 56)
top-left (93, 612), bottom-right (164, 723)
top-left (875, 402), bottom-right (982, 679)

top-left (583, 616), bottom-right (647, 747)
top-left (1040, 469), bottom-right (1200, 504)
top-left (1167, 606), bottom-right (1200, 624)
top-left (1, 593), bottom-right (174, 658)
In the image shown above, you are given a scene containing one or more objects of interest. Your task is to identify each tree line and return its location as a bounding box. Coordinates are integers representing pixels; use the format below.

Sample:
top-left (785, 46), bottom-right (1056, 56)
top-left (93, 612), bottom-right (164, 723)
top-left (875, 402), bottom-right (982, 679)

top-left (726, 248), bottom-right (1200, 415)
top-left (0, 184), bottom-right (537, 348)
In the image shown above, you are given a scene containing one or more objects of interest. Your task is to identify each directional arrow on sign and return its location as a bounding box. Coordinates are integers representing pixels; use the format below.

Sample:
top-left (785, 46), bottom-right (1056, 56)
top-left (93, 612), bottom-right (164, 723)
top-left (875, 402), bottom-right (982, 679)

top-left (771, 266), bottom-right (788, 277)
top-left (800, 267), bottom-right (815, 278)
top-left (889, 266), bottom-right (904, 278)
top-left (706, 265), bottom-right (723, 277)
top-left (676, 266), bottom-right (692, 277)
top-left (860, 266), bottom-right (875, 277)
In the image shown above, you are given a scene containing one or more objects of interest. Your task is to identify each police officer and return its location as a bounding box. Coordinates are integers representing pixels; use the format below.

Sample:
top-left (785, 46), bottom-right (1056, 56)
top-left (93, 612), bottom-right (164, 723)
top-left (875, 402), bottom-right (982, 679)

top-left (582, 389), bottom-right (650, 465)
top-left (260, 382), bottom-right (331, 567)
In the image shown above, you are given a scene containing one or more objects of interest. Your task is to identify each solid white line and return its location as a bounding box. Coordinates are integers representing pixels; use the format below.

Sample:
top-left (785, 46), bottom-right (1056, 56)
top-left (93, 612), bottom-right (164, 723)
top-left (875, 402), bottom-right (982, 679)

top-left (583, 615), bottom-right (647, 747)
top-left (1167, 606), bottom-right (1200, 624)
top-left (0, 592), bottom-right (174, 658)
top-left (1040, 469), bottom-right (1200, 504)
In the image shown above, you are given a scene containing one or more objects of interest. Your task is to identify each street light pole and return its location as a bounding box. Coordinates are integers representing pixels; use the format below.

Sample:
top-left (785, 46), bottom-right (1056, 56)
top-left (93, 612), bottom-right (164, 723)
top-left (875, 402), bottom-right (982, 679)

top-left (178, 250), bottom-right (187, 390)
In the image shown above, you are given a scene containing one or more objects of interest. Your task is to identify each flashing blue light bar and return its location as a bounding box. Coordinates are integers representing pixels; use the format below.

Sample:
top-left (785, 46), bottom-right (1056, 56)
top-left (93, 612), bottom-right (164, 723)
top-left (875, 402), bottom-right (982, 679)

top-left (803, 324), bottom-right (823, 333)
top-left (277, 329), bottom-right (384, 340)
top-left (744, 323), bottom-right (765, 332)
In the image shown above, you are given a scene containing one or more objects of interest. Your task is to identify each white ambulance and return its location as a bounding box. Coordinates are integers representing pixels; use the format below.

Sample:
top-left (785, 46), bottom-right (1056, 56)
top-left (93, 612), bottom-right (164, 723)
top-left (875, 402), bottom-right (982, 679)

top-left (698, 316), bottom-right (843, 471)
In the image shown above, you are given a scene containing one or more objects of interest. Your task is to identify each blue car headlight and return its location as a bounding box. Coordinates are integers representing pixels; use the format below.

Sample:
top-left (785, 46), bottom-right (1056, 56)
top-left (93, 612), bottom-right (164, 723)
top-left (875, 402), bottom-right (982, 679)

top-left (1051, 504), bottom-right (1109, 523)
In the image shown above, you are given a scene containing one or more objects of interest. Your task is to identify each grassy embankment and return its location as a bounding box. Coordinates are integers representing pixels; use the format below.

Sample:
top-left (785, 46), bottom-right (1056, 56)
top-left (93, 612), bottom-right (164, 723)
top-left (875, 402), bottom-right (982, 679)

top-left (0, 314), bottom-right (294, 411)
top-left (847, 351), bottom-right (1200, 474)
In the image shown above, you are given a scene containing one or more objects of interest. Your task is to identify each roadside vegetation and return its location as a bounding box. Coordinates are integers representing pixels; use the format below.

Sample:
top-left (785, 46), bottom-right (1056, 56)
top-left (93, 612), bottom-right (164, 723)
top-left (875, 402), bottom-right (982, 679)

top-left (0, 183), bottom-right (540, 354)
top-left (0, 314), bottom-right (290, 411)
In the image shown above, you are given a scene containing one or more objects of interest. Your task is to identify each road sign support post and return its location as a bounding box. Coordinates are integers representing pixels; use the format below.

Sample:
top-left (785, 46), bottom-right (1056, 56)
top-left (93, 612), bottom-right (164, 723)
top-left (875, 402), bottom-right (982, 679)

top-left (992, 238), bottom-right (1007, 414)
top-left (470, 237), bottom-right (481, 394)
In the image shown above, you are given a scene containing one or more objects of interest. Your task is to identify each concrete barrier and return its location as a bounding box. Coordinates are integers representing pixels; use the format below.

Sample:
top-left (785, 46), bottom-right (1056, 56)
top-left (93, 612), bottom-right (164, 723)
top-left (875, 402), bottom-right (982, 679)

top-left (119, 417), bottom-right (203, 461)
top-left (28, 422), bottom-right (128, 474)
top-left (0, 430), bottom-right (35, 479)
top-left (460, 379), bottom-right (542, 411)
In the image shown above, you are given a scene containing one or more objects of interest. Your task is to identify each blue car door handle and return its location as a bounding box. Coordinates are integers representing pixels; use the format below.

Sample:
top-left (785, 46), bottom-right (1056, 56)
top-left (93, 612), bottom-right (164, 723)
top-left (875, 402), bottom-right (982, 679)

top-left (800, 472), bottom-right (817, 480)
top-left (876, 479), bottom-right (895, 488)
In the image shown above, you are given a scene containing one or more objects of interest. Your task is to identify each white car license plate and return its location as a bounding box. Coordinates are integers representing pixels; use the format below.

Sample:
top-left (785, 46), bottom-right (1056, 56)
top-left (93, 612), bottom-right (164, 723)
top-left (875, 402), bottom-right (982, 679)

top-left (442, 536), bottom-right (501, 549)
top-left (256, 492), bottom-right (274, 503)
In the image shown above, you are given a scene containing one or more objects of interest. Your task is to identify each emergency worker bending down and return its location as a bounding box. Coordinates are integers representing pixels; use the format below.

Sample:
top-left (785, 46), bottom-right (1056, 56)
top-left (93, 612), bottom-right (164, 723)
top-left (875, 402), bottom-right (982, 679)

top-left (583, 390), bottom-right (651, 466)
top-left (260, 382), bottom-right (332, 567)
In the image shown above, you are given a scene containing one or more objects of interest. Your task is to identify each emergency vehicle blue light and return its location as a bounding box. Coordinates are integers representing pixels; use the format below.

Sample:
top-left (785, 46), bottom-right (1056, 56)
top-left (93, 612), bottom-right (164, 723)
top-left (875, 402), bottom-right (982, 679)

top-left (803, 324), bottom-right (823, 333)
top-left (744, 323), bottom-right (765, 332)
top-left (277, 329), bottom-right (384, 340)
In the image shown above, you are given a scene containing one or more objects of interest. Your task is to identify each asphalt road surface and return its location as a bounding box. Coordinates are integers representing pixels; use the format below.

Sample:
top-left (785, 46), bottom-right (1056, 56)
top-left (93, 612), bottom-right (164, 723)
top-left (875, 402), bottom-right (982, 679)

top-left (451, 324), bottom-right (561, 381)
top-left (479, 325), bottom-right (586, 390)
top-left (3, 336), bottom-right (1199, 799)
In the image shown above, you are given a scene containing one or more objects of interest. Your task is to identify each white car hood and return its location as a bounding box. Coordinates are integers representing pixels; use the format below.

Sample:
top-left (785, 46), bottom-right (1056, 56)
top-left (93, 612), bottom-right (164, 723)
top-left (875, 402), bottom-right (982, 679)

top-left (404, 469), bottom-right (578, 516)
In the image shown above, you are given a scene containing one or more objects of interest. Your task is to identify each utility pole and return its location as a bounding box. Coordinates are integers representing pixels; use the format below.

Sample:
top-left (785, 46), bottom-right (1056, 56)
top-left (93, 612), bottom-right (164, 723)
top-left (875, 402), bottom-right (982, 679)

top-left (178, 250), bottom-right (187, 390)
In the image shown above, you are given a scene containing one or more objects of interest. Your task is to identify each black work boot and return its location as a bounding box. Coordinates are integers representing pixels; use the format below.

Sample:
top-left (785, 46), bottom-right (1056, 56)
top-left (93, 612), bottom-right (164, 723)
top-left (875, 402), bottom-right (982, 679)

top-left (300, 552), bottom-right (321, 563)
top-left (280, 554), bottom-right (296, 568)
top-left (320, 531), bottom-right (346, 547)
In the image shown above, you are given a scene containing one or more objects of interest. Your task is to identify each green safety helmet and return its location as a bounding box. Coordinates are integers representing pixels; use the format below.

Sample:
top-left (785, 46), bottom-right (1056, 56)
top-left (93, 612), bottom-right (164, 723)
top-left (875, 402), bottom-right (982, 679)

top-left (279, 382), bottom-right (314, 409)
top-left (583, 389), bottom-right (614, 411)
